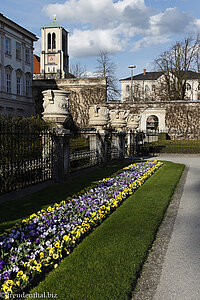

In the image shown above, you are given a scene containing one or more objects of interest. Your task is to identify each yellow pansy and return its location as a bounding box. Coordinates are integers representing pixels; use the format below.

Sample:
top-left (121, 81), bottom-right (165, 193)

top-left (16, 270), bottom-right (23, 277)
top-left (47, 206), bottom-right (52, 212)
top-left (54, 241), bottom-right (60, 248)
top-left (36, 265), bottom-right (42, 272)
top-left (63, 235), bottom-right (70, 242)
top-left (53, 254), bottom-right (59, 260)
top-left (22, 274), bottom-right (28, 281)
top-left (76, 231), bottom-right (81, 238)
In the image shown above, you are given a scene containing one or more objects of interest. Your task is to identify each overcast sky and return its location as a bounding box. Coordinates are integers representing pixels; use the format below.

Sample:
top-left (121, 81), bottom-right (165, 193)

top-left (2, 0), bottom-right (200, 92)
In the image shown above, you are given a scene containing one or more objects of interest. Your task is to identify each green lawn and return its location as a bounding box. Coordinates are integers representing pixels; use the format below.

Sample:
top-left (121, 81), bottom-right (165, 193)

top-left (25, 161), bottom-right (184, 300)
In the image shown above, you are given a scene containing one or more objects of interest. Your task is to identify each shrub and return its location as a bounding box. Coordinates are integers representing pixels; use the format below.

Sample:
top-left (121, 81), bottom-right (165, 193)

top-left (158, 132), bottom-right (170, 141)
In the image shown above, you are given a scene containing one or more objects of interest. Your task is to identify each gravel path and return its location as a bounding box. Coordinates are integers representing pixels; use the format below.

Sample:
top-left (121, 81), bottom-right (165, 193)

top-left (132, 155), bottom-right (200, 300)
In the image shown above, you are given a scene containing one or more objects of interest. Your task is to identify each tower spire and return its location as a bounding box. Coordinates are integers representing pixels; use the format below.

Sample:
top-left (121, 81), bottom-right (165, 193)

top-left (53, 14), bottom-right (56, 22)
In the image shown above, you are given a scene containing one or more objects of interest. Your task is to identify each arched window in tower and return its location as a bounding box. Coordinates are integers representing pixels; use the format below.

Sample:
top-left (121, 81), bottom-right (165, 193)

top-left (62, 34), bottom-right (65, 52)
top-left (48, 33), bottom-right (51, 49)
top-left (52, 33), bottom-right (56, 49)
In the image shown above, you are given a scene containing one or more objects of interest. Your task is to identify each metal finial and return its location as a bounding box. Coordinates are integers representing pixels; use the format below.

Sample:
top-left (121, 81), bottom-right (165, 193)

top-left (53, 14), bottom-right (56, 21)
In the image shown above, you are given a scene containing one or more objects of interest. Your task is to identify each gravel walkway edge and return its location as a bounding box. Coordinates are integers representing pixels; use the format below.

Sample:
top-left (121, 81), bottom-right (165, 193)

top-left (132, 165), bottom-right (188, 300)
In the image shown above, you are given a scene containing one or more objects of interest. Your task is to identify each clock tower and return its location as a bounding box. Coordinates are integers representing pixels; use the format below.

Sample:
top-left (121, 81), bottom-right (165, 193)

top-left (40, 16), bottom-right (69, 79)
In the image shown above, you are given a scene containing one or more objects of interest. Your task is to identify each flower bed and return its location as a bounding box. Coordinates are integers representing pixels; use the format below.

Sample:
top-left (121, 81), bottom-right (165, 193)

top-left (0, 160), bottom-right (162, 298)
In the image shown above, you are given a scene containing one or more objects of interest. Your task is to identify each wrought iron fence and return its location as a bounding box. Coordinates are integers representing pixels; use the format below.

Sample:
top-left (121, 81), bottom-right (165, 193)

top-left (110, 146), bottom-right (119, 160)
top-left (106, 131), bottom-right (120, 160)
top-left (69, 129), bottom-right (123, 172)
top-left (69, 129), bottom-right (98, 172)
top-left (0, 118), bottom-right (53, 195)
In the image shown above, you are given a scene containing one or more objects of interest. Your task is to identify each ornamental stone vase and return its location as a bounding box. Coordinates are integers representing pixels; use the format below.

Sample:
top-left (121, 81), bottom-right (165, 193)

top-left (42, 89), bottom-right (71, 129)
top-left (127, 114), bottom-right (141, 130)
top-left (110, 109), bottom-right (129, 129)
top-left (89, 104), bottom-right (109, 130)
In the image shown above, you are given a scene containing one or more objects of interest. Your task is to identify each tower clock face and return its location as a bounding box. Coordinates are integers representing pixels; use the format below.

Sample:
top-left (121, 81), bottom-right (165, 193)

top-left (48, 55), bottom-right (55, 63)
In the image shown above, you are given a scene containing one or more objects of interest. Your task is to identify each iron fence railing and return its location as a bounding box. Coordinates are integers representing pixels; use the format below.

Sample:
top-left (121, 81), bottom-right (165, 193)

top-left (0, 121), bottom-right (53, 195)
top-left (69, 129), bottom-right (98, 172)
top-left (70, 149), bottom-right (98, 172)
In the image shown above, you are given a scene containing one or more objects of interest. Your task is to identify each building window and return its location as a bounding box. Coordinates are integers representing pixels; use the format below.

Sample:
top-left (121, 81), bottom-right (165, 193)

top-left (52, 33), bottom-right (56, 49)
top-left (25, 48), bottom-right (30, 63)
top-left (126, 85), bottom-right (130, 92)
top-left (53, 67), bottom-right (55, 72)
top-left (134, 85), bottom-right (138, 93)
top-left (6, 73), bottom-right (11, 93)
top-left (26, 79), bottom-right (31, 96)
top-left (48, 33), bottom-right (51, 49)
top-left (186, 83), bottom-right (191, 90)
top-left (16, 42), bottom-right (21, 59)
top-left (5, 37), bottom-right (11, 55)
top-left (145, 85), bottom-right (150, 92)
top-left (152, 84), bottom-right (155, 91)
top-left (17, 77), bottom-right (21, 95)
top-left (198, 83), bottom-right (200, 91)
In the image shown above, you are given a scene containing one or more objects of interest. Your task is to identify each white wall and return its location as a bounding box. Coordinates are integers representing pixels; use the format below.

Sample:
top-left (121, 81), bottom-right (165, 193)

top-left (0, 15), bottom-right (37, 116)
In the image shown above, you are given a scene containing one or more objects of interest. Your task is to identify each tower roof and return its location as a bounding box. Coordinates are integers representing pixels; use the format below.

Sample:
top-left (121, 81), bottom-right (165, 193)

top-left (41, 20), bottom-right (62, 29)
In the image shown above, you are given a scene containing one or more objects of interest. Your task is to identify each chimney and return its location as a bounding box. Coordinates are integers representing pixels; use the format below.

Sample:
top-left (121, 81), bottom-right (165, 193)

top-left (143, 69), bottom-right (146, 75)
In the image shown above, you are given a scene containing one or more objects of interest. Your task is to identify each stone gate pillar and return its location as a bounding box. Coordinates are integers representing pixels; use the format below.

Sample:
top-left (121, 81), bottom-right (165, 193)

top-left (89, 104), bottom-right (109, 164)
top-left (42, 89), bottom-right (71, 182)
top-left (109, 109), bottom-right (129, 159)
top-left (126, 114), bottom-right (140, 156)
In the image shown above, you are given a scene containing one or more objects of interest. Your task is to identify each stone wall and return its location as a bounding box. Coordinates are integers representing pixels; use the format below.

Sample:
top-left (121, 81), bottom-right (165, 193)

top-left (107, 100), bottom-right (200, 132)
top-left (33, 77), bottom-right (200, 132)
top-left (165, 102), bottom-right (200, 131)
top-left (32, 77), bottom-right (107, 128)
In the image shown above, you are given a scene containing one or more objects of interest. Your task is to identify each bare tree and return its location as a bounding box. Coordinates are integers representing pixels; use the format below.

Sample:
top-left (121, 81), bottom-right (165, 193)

top-left (70, 61), bottom-right (87, 78)
top-left (154, 35), bottom-right (200, 100)
top-left (95, 50), bottom-right (120, 101)
top-left (194, 39), bottom-right (200, 72)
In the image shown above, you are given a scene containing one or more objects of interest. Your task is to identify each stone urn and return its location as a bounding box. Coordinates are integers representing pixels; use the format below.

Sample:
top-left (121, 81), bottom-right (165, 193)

top-left (127, 114), bottom-right (141, 130)
top-left (89, 104), bottom-right (109, 129)
top-left (42, 90), bottom-right (70, 129)
top-left (110, 109), bottom-right (129, 129)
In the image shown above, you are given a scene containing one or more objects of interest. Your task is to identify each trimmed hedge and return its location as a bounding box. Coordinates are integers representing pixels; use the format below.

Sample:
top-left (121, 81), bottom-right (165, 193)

top-left (145, 139), bottom-right (200, 154)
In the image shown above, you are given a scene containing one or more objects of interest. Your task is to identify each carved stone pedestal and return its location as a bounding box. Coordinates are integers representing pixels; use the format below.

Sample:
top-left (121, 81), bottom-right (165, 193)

top-left (42, 89), bottom-right (71, 182)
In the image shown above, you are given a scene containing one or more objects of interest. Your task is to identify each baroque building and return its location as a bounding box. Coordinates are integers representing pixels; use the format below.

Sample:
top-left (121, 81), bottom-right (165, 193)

top-left (0, 13), bottom-right (37, 116)
top-left (120, 69), bottom-right (200, 102)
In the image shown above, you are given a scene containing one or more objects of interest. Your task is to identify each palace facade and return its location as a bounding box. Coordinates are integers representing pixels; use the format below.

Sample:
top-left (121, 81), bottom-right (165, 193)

top-left (0, 13), bottom-right (37, 116)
